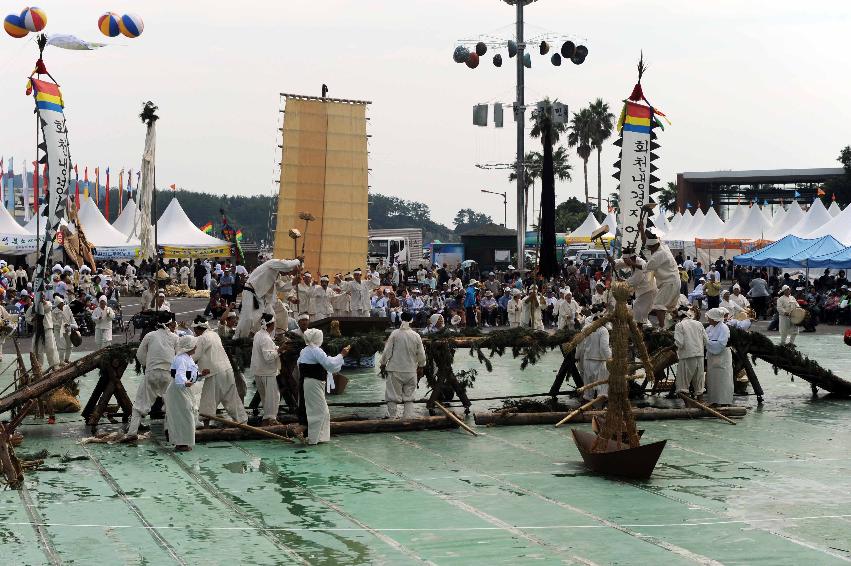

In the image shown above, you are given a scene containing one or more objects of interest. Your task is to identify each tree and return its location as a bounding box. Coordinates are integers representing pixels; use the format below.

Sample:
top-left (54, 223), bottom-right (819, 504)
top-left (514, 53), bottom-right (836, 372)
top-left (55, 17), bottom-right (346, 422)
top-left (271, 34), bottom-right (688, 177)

top-left (508, 151), bottom-right (542, 230)
top-left (589, 98), bottom-right (615, 210)
top-left (568, 108), bottom-right (594, 205)
top-left (608, 191), bottom-right (620, 215)
top-left (555, 197), bottom-right (589, 233)
top-left (825, 146), bottom-right (851, 206)
top-left (453, 208), bottom-right (493, 232)
top-left (656, 181), bottom-right (678, 212)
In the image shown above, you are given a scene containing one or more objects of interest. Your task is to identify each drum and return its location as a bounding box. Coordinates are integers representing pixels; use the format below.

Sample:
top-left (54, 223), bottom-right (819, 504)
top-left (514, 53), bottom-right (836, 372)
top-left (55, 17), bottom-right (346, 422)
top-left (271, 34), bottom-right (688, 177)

top-left (70, 329), bottom-right (83, 347)
top-left (790, 307), bottom-right (807, 325)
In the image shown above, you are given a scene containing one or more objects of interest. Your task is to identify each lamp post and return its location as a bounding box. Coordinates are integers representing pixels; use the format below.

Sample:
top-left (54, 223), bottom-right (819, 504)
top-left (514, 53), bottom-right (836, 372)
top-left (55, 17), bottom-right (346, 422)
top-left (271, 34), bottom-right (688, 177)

top-left (481, 189), bottom-right (508, 227)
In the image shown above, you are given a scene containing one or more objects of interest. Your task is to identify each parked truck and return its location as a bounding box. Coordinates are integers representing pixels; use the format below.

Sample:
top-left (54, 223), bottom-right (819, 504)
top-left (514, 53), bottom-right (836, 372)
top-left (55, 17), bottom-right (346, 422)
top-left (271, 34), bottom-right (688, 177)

top-left (367, 228), bottom-right (425, 269)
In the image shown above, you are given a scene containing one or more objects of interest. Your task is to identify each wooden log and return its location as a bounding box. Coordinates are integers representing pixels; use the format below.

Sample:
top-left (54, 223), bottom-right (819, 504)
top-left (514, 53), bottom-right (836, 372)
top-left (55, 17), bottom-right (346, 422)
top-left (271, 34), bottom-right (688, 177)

top-left (678, 393), bottom-right (737, 425)
top-left (433, 401), bottom-right (477, 436)
top-left (474, 406), bottom-right (747, 426)
top-left (200, 413), bottom-right (295, 443)
top-left (555, 395), bottom-right (606, 427)
top-left (194, 416), bottom-right (458, 442)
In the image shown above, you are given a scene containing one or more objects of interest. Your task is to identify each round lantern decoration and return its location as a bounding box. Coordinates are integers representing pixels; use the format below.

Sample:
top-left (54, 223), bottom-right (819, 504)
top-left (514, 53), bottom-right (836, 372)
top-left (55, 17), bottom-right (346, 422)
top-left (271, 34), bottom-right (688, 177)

top-left (561, 40), bottom-right (576, 59)
top-left (98, 12), bottom-right (121, 37)
top-left (539, 41), bottom-right (549, 55)
top-left (466, 52), bottom-right (479, 69)
top-left (492, 53), bottom-right (502, 67)
top-left (21, 6), bottom-right (47, 32)
top-left (453, 45), bottom-right (470, 63)
top-left (4, 14), bottom-right (28, 38)
top-left (551, 53), bottom-right (562, 66)
top-left (119, 13), bottom-right (143, 38)
top-left (522, 52), bottom-right (531, 68)
top-left (475, 41), bottom-right (487, 56)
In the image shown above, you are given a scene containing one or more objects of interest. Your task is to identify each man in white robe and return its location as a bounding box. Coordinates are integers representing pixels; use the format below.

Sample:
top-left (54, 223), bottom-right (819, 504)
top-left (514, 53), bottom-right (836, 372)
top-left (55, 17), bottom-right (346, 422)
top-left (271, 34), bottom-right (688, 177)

top-left (556, 289), bottom-right (580, 330)
top-left (521, 286), bottom-right (546, 330)
top-left (192, 317), bottom-right (247, 425)
top-left (705, 308), bottom-right (733, 406)
top-left (26, 297), bottom-right (60, 370)
top-left (309, 276), bottom-right (335, 321)
top-left (674, 308), bottom-right (707, 397)
top-left (234, 259), bottom-right (301, 338)
top-left (342, 269), bottom-right (380, 317)
top-left (291, 272), bottom-right (314, 319)
top-left (330, 274), bottom-right (351, 316)
top-left (126, 313), bottom-right (178, 439)
top-left (776, 285), bottom-right (799, 346)
top-left (91, 295), bottom-right (115, 350)
top-left (250, 314), bottom-right (283, 425)
top-left (380, 312), bottom-right (427, 418)
top-left (52, 295), bottom-right (76, 363)
top-left (619, 252), bottom-right (657, 325)
top-left (632, 231), bottom-right (680, 327)
top-left (582, 313), bottom-right (611, 401)
top-left (297, 329), bottom-right (349, 444)
top-left (507, 289), bottom-right (523, 327)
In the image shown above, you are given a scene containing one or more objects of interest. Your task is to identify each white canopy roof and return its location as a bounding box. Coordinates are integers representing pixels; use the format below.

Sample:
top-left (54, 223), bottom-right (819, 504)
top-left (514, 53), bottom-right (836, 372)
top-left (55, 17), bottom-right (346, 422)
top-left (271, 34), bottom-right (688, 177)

top-left (0, 206), bottom-right (30, 236)
top-left (692, 208), bottom-right (726, 239)
top-left (78, 196), bottom-right (141, 248)
top-left (667, 211), bottom-right (685, 233)
top-left (787, 199), bottom-right (832, 238)
top-left (650, 207), bottom-right (671, 234)
top-left (766, 202), bottom-right (804, 240)
top-left (692, 208), bottom-right (705, 225)
top-left (569, 212), bottom-right (601, 237)
top-left (723, 205), bottom-right (772, 240)
top-left (768, 204), bottom-right (787, 229)
top-left (828, 201), bottom-right (842, 217)
top-left (23, 204), bottom-right (69, 235)
top-left (112, 199), bottom-right (139, 237)
top-left (723, 204), bottom-right (748, 226)
top-left (806, 201), bottom-right (851, 243)
top-left (600, 210), bottom-right (618, 237)
top-left (156, 197), bottom-right (230, 247)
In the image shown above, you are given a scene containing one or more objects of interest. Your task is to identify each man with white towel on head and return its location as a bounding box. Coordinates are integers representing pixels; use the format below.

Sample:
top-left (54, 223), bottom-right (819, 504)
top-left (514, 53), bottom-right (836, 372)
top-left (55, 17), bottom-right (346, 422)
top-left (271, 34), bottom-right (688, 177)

top-left (342, 268), bottom-right (380, 317)
top-left (380, 311), bottom-right (427, 419)
top-left (704, 307), bottom-right (734, 406)
top-left (126, 312), bottom-right (178, 440)
top-left (297, 328), bottom-right (350, 444)
top-left (91, 295), bottom-right (115, 350)
top-left (234, 258), bottom-right (301, 339)
top-left (250, 313), bottom-right (284, 425)
top-left (191, 316), bottom-right (247, 426)
top-left (52, 294), bottom-right (76, 363)
top-left (632, 228), bottom-right (680, 328)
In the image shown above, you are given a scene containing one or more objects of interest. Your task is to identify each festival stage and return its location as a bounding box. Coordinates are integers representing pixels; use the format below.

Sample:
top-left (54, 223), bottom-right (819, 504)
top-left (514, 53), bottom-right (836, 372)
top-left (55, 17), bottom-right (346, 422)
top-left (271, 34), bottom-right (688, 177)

top-left (1, 331), bottom-right (850, 564)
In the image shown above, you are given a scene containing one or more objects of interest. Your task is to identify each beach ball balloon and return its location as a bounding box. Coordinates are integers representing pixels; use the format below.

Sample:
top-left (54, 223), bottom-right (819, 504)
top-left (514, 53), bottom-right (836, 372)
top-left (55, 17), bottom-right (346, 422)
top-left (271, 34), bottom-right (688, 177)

top-left (4, 14), bottom-right (28, 38)
top-left (21, 7), bottom-right (47, 32)
top-left (98, 12), bottom-right (120, 37)
top-left (119, 13), bottom-right (143, 38)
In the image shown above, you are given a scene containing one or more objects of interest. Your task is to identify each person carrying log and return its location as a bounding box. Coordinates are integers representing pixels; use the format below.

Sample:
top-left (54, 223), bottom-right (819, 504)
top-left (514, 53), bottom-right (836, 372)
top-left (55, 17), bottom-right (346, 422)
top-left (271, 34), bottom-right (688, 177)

top-left (125, 312), bottom-right (178, 440)
top-left (234, 259), bottom-right (301, 339)
top-left (250, 313), bottom-right (285, 426)
top-left (191, 316), bottom-right (247, 427)
top-left (165, 335), bottom-right (209, 452)
top-left (705, 307), bottom-right (734, 407)
top-left (297, 329), bottom-right (350, 444)
top-left (673, 307), bottom-right (707, 399)
top-left (617, 249), bottom-right (657, 326)
top-left (380, 311), bottom-right (427, 419)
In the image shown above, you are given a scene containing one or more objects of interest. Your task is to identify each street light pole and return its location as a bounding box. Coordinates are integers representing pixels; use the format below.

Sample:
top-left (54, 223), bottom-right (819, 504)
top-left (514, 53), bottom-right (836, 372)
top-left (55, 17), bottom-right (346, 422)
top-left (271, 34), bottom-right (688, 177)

top-left (481, 189), bottom-right (508, 227)
top-left (514, 0), bottom-right (526, 271)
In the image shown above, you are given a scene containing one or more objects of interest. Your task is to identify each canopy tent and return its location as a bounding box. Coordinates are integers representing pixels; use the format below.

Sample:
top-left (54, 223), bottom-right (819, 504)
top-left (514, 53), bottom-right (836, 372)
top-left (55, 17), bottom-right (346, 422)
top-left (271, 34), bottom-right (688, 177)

top-left (156, 197), bottom-right (231, 256)
top-left (667, 211), bottom-right (685, 233)
top-left (112, 199), bottom-right (139, 237)
top-left (77, 196), bottom-right (140, 258)
top-left (601, 210), bottom-right (618, 237)
top-left (24, 204), bottom-right (69, 235)
top-left (0, 205), bottom-right (30, 236)
top-left (723, 205), bottom-right (772, 240)
top-left (828, 201), bottom-right (842, 217)
top-left (650, 207), bottom-right (670, 234)
top-left (734, 235), bottom-right (845, 268)
top-left (765, 202), bottom-right (804, 240)
top-left (692, 208), bottom-right (726, 239)
top-left (568, 212), bottom-right (601, 237)
top-left (805, 201), bottom-right (851, 244)
top-left (768, 204), bottom-right (787, 229)
top-left (723, 204), bottom-right (748, 227)
top-left (786, 199), bottom-right (832, 238)
top-left (662, 210), bottom-right (702, 241)
top-left (691, 208), bottom-right (705, 226)
top-left (809, 244), bottom-right (851, 269)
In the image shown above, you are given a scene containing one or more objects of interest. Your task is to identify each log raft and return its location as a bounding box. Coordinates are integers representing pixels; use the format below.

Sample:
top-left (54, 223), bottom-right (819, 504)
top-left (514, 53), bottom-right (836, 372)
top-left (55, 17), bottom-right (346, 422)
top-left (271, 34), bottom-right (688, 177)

top-left (474, 406), bottom-right (747, 426)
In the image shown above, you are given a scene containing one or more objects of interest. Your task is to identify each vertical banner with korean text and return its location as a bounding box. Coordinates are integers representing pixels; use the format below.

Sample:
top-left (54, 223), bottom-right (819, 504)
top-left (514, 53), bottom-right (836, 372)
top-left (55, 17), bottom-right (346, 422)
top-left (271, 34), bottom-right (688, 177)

top-left (616, 101), bottom-right (656, 254)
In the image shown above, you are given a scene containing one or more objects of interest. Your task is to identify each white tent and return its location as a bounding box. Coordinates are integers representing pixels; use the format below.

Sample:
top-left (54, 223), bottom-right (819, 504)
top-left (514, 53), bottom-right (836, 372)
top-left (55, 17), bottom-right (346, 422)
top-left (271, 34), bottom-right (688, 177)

top-left (692, 208), bottom-right (705, 225)
top-left (668, 211), bottom-right (685, 233)
top-left (663, 213), bottom-right (699, 241)
top-left (692, 208), bottom-right (726, 239)
top-left (723, 204), bottom-right (748, 226)
top-left (723, 205), bottom-right (772, 240)
top-left (828, 201), bottom-right (842, 217)
top-left (768, 204), bottom-right (787, 230)
top-left (568, 212), bottom-right (601, 238)
top-left (765, 202), bottom-right (804, 240)
top-left (77, 196), bottom-right (141, 250)
top-left (23, 204), bottom-right (69, 235)
top-left (156, 197), bottom-right (230, 248)
top-left (650, 207), bottom-right (671, 234)
top-left (806, 202), bottom-right (851, 244)
top-left (112, 199), bottom-right (139, 237)
top-left (0, 206), bottom-right (30, 236)
top-left (787, 199), bottom-right (832, 238)
top-left (600, 210), bottom-right (618, 237)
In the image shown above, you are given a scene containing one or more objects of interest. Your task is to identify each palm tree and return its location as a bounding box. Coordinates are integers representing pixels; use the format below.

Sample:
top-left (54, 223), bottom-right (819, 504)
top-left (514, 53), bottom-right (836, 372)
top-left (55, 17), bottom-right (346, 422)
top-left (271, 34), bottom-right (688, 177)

top-left (568, 108), bottom-right (594, 205)
top-left (589, 99), bottom-right (615, 210)
top-left (508, 150), bottom-right (542, 231)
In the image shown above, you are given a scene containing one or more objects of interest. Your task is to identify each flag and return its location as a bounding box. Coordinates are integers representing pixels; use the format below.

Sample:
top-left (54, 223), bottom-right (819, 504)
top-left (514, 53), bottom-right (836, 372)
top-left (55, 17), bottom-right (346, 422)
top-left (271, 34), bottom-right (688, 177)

top-left (794, 190), bottom-right (801, 198)
top-left (5, 157), bottom-right (13, 211)
top-left (0, 158), bottom-right (4, 207)
top-left (127, 169), bottom-right (132, 194)
top-left (118, 167), bottom-right (124, 213)
top-left (105, 166), bottom-right (110, 220)
top-left (83, 165), bottom-right (89, 198)
top-left (817, 187), bottom-right (826, 197)
top-left (94, 166), bottom-right (99, 205)
top-left (74, 164), bottom-right (79, 209)
top-left (832, 193), bottom-right (836, 201)
top-left (235, 229), bottom-right (243, 241)
top-left (170, 183), bottom-right (176, 191)
top-left (200, 221), bottom-right (213, 234)
top-left (22, 161), bottom-right (31, 221)
top-left (33, 160), bottom-right (39, 212)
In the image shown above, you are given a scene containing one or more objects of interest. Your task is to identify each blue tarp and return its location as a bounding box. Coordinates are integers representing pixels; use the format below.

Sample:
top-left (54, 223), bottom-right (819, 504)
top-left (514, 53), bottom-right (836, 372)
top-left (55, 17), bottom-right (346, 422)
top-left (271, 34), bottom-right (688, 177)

top-left (734, 235), bottom-right (846, 268)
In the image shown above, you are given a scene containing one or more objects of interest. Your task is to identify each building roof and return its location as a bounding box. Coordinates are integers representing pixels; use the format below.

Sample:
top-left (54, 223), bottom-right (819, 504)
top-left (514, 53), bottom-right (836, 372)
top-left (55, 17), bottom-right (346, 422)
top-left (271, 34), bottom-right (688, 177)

top-left (459, 224), bottom-right (517, 237)
top-left (680, 168), bottom-right (845, 184)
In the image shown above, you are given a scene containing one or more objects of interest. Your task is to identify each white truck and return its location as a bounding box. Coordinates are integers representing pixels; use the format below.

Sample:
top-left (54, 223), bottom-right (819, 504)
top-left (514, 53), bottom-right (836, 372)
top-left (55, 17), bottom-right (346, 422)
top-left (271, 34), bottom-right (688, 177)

top-left (368, 228), bottom-right (425, 269)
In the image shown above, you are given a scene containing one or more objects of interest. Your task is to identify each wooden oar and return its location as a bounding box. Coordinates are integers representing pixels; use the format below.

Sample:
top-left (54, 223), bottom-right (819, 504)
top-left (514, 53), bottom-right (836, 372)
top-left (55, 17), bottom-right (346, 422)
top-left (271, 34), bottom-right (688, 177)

top-left (433, 401), bottom-right (478, 436)
top-left (554, 395), bottom-right (606, 428)
top-left (677, 393), bottom-right (736, 425)
top-left (200, 413), bottom-right (296, 442)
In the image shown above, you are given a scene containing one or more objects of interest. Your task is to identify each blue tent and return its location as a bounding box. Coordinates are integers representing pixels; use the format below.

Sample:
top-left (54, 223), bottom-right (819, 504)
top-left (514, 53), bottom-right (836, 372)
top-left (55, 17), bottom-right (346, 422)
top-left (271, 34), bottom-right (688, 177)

top-left (808, 246), bottom-right (851, 269)
top-left (734, 235), bottom-right (845, 268)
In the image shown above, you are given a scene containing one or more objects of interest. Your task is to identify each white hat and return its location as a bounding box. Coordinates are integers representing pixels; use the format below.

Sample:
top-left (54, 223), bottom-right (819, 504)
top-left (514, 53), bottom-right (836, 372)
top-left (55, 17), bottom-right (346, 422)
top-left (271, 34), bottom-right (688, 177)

top-left (706, 308), bottom-right (725, 322)
top-left (511, 289), bottom-right (521, 296)
top-left (52, 263), bottom-right (62, 271)
top-left (20, 290), bottom-right (29, 297)
top-left (176, 335), bottom-right (198, 354)
top-left (564, 289), bottom-right (573, 295)
top-left (732, 284), bottom-right (741, 290)
top-left (157, 291), bottom-right (165, 297)
top-left (781, 284), bottom-right (790, 292)
top-left (298, 313), bottom-right (310, 321)
top-left (98, 295), bottom-right (107, 303)
top-left (646, 236), bottom-right (660, 245)
top-left (507, 265), bottom-right (516, 270)
top-left (80, 266), bottom-right (91, 273)
top-left (450, 314), bottom-right (462, 326)
top-left (303, 328), bottom-right (324, 347)
top-left (320, 275), bottom-right (329, 282)
top-left (54, 295), bottom-right (65, 304)
top-left (468, 279), bottom-right (478, 286)
top-left (429, 313), bottom-right (443, 326)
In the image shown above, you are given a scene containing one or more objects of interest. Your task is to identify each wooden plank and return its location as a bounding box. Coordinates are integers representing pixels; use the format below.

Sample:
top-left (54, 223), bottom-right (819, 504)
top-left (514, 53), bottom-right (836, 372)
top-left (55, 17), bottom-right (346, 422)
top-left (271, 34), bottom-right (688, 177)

top-left (474, 406), bottom-right (747, 426)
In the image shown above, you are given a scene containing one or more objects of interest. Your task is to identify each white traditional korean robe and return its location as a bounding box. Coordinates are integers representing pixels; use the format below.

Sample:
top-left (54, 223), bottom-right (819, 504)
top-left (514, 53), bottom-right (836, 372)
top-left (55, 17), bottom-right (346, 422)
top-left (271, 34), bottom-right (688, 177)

top-left (194, 329), bottom-right (246, 423)
top-left (674, 318), bottom-right (707, 394)
top-left (298, 345), bottom-right (345, 444)
top-left (234, 259), bottom-right (301, 338)
top-left (165, 353), bottom-right (199, 448)
top-left (380, 321), bottom-right (427, 418)
top-left (250, 327), bottom-right (281, 420)
top-left (128, 327), bottom-right (178, 436)
top-left (705, 321), bottom-right (733, 405)
top-left (582, 323), bottom-right (611, 401)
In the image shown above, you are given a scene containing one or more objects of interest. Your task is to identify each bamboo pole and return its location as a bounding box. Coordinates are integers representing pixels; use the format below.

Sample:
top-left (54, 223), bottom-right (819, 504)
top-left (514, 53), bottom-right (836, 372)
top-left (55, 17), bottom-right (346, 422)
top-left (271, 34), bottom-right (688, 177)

top-left (554, 395), bottom-right (606, 427)
top-left (200, 413), bottom-right (296, 443)
top-left (677, 392), bottom-right (736, 425)
top-left (433, 401), bottom-right (478, 436)
top-left (474, 406), bottom-right (747, 426)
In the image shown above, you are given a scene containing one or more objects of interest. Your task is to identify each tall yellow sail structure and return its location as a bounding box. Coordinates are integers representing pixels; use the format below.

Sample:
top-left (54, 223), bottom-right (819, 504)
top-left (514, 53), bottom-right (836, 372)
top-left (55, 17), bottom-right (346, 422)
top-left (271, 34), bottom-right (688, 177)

top-left (273, 93), bottom-right (370, 275)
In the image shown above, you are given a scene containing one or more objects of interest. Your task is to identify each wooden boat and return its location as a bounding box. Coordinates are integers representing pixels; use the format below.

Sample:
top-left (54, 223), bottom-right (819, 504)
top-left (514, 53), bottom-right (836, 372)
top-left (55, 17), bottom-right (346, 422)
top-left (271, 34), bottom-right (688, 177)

top-left (571, 429), bottom-right (666, 480)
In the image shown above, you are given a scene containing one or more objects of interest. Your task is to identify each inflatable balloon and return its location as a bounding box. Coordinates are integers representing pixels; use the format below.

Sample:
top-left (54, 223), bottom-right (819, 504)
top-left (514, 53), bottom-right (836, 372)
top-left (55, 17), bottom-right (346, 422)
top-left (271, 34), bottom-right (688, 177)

top-left (453, 45), bottom-right (470, 63)
top-left (4, 14), bottom-right (28, 38)
top-left (475, 41), bottom-right (487, 56)
top-left (551, 53), bottom-right (562, 66)
top-left (119, 13), bottom-right (143, 38)
top-left (98, 12), bottom-right (120, 37)
top-left (492, 53), bottom-right (502, 68)
top-left (572, 45), bottom-right (588, 65)
top-left (21, 7), bottom-right (47, 32)
top-left (561, 40), bottom-right (576, 59)
top-left (466, 52), bottom-right (479, 69)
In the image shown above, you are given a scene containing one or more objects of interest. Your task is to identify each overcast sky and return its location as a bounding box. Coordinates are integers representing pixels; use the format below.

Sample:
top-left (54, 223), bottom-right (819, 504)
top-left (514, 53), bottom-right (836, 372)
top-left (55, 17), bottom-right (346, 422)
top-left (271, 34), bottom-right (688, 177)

top-left (2, 1), bottom-right (850, 227)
